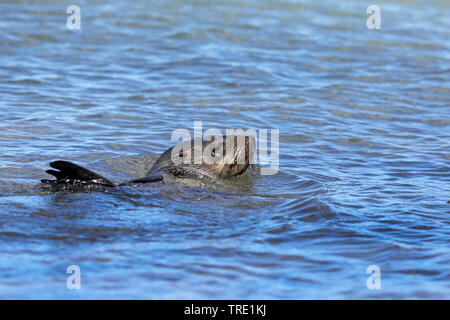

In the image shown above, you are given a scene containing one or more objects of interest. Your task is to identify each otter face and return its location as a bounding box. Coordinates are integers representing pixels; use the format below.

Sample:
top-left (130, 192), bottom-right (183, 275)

top-left (150, 135), bottom-right (256, 180)
top-left (207, 135), bottom-right (256, 179)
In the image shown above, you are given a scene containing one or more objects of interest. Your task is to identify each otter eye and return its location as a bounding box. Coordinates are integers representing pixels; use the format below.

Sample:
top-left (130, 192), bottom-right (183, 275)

top-left (211, 148), bottom-right (216, 157)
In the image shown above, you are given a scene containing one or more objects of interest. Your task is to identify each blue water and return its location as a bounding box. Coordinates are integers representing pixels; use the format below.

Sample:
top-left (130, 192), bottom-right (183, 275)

top-left (0, 0), bottom-right (449, 299)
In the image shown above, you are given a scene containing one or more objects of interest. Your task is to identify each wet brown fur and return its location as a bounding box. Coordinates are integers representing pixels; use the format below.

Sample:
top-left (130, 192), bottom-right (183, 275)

top-left (150, 134), bottom-right (256, 180)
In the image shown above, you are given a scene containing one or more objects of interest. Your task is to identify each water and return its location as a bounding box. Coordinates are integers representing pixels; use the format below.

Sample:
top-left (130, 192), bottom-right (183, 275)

top-left (0, 0), bottom-right (449, 299)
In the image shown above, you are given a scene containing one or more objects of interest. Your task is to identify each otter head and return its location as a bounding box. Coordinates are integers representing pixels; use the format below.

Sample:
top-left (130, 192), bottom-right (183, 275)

top-left (151, 134), bottom-right (256, 180)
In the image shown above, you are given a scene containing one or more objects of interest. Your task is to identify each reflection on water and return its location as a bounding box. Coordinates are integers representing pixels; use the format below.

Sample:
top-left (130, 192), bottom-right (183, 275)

top-left (0, 0), bottom-right (449, 299)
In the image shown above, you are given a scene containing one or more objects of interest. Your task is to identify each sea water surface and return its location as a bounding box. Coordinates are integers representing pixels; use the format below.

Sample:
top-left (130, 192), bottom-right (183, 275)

top-left (0, 0), bottom-right (449, 299)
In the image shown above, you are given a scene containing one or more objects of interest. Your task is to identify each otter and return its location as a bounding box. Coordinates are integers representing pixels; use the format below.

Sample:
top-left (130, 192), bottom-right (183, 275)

top-left (41, 134), bottom-right (256, 190)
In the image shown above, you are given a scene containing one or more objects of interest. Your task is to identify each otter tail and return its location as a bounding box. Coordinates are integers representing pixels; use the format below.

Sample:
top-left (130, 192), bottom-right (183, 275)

top-left (118, 175), bottom-right (163, 186)
top-left (41, 160), bottom-right (116, 189)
